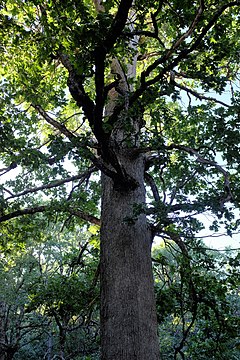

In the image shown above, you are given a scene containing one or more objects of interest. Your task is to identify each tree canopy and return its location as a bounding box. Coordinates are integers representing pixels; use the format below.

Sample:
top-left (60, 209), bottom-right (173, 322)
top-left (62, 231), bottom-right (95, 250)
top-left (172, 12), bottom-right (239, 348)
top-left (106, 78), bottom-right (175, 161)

top-left (0, 0), bottom-right (240, 231)
top-left (0, 0), bottom-right (240, 359)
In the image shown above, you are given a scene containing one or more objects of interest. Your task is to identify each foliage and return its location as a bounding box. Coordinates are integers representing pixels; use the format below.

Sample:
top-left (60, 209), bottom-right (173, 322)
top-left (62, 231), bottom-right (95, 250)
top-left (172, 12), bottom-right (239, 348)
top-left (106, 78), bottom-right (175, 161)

top-left (0, 0), bottom-right (240, 358)
top-left (0, 222), bottom-right (100, 359)
top-left (153, 241), bottom-right (240, 359)
top-left (1, 230), bottom-right (240, 359)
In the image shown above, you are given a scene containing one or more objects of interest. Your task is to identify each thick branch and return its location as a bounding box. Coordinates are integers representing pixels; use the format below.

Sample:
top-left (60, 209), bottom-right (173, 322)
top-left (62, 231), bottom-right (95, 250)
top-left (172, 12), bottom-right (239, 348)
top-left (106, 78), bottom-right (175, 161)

top-left (0, 205), bottom-right (100, 225)
top-left (103, 79), bottom-right (121, 99)
top-left (0, 206), bottom-right (47, 222)
top-left (0, 162), bottom-right (17, 176)
top-left (145, 172), bottom-right (160, 202)
top-left (5, 167), bottom-right (97, 200)
top-left (58, 53), bottom-right (95, 124)
top-left (167, 0), bottom-right (204, 53)
top-left (103, 0), bottom-right (134, 52)
top-left (94, 49), bottom-right (107, 143)
top-left (93, 0), bottom-right (133, 142)
top-left (32, 104), bottom-right (76, 141)
top-left (68, 209), bottom-right (100, 225)
top-left (31, 104), bottom-right (120, 179)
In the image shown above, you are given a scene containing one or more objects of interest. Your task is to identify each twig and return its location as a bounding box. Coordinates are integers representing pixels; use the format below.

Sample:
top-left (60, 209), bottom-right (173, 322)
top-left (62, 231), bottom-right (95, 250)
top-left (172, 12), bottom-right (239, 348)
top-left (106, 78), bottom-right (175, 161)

top-left (0, 205), bottom-right (100, 225)
top-left (173, 80), bottom-right (230, 107)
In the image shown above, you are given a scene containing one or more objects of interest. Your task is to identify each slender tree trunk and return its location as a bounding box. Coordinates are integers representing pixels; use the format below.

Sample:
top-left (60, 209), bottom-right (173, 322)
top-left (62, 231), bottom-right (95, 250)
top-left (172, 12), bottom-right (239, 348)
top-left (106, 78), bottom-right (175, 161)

top-left (100, 152), bottom-right (160, 360)
top-left (59, 326), bottom-right (66, 360)
top-left (0, 302), bottom-right (6, 360)
top-left (46, 330), bottom-right (53, 360)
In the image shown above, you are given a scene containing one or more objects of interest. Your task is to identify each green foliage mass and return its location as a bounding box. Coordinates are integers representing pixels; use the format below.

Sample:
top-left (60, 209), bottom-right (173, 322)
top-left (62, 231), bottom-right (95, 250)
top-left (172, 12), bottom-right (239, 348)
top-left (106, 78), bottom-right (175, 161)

top-left (0, 222), bottom-right (100, 359)
top-left (1, 227), bottom-right (240, 359)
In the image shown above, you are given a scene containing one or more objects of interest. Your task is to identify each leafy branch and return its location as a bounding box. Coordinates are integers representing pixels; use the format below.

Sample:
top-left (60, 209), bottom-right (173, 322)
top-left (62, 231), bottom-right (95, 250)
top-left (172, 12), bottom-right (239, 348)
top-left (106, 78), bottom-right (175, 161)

top-left (141, 0), bottom-right (205, 81)
top-left (32, 104), bottom-right (77, 141)
top-left (4, 167), bottom-right (97, 200)
top-left (31, 103), bottom-right (124, 181)
top-left (165, 143), bottom-right (233, 207)
top-left (0, 205), bottom-right (100, 225)
top-left (130, 1), bottom-right (240, 106)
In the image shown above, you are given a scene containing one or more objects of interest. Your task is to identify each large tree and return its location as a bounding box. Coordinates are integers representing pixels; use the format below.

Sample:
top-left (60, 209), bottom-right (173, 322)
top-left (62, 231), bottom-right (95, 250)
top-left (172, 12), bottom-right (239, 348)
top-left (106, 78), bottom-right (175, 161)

top-left (0, 0), bottom-right (240, 359)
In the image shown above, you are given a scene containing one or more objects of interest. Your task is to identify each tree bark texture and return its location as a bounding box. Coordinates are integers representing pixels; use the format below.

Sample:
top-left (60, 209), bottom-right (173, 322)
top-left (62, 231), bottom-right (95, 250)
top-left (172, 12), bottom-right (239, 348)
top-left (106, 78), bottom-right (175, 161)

top-left (100, 152), bottom-right (160, 360)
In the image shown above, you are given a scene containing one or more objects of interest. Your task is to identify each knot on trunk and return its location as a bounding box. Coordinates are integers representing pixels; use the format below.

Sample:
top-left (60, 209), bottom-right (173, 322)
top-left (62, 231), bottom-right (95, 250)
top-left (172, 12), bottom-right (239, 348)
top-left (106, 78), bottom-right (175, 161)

top-left (113, 174), bottom-right (139, 192)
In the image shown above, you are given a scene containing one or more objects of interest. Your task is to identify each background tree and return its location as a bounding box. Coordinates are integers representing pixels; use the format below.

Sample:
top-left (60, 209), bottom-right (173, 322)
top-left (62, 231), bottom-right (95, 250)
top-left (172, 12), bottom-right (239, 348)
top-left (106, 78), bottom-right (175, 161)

top-left (0, 219), bottom-right (100, 360)
top-left (0, 0), bottom-right (240, 359)
top-left (1, 221), bottom-right (239, 359)
top-left (153, 242), bottom-right (240, 359)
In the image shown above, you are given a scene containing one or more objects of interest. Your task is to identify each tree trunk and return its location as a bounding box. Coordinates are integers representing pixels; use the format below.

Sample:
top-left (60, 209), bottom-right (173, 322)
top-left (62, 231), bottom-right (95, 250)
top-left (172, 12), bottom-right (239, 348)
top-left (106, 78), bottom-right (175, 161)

top-left (0, 302), bottom-right (6, 360)
top-left (100, 152), bottom-right (160, 360)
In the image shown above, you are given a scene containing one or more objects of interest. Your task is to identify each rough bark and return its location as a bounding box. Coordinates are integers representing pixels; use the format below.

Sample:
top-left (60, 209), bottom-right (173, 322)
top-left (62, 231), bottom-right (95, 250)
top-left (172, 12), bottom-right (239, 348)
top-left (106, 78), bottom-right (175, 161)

top-left (100, 152), bottom-right (160, 360)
